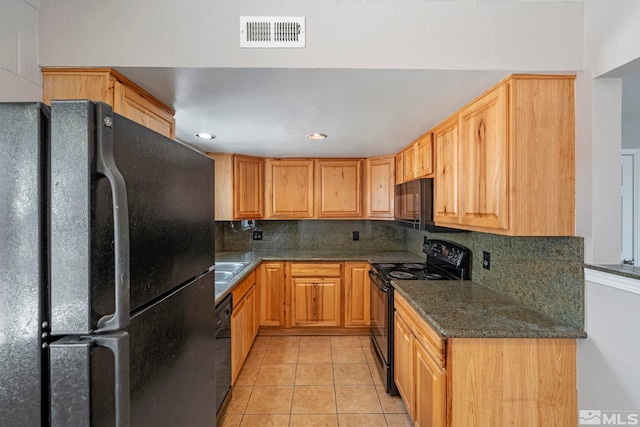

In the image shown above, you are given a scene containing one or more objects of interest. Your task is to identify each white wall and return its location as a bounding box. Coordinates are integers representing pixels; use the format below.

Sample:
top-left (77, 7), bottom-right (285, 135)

top-left (579, 0), bottom-right (640, 417)
top-left (579, 270), bottom-right (640, 413)
top-left (623, 117), bottom-right (640, 149)
top-left (0, 0), bottom-right (42, 101)
top-left (37, 0), bottom-right (583, 72)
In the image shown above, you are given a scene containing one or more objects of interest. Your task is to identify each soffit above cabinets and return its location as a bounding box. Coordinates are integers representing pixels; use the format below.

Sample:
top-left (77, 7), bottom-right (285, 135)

top-left (116, 67), bottom-right (509, 158)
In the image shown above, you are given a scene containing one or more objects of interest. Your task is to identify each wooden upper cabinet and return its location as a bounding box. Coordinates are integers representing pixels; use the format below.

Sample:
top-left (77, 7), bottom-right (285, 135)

top-left (395, 152), bottom-right (404, 185)
top-left (415, 132), bottom-right (434, 178)
top-left (42, 68), bottom-right (175, 139)
top-left (403, 144), bottom-right (416, 182)
top-left (365, 156), bottom-right (395, 219)
top-left (234, 155), bottom-right (264, 219)
top-left (206, 153), bottom-right (263, 221)
top-left (206, 152), bottom-right (233, 221)
top-left (265, 159), bottom-right (314, 218)
top-left (433, 115), bottom-right (461, 225)
top-left (459, 84), bottom-right (509, 231)
top-left (433, 74), bottom-right (575, 236)
top-left (315, 159), bottom-right (363, 218)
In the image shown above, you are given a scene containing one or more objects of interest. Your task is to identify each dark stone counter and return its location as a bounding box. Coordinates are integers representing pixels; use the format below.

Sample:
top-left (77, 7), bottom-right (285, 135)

top-left (214, 250), bottom-right (423, 303)
top-left (393, 279), bottom-right (587, 339)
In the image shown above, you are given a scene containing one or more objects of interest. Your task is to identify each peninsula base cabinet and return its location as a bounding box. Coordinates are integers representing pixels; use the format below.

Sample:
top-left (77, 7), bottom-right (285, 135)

top-left (394, 293), bottom-right (577, 426)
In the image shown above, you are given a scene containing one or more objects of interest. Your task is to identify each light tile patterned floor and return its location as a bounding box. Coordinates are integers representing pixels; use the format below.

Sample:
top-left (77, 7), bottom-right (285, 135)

top-left (220, 335), bottom-right (412, 427)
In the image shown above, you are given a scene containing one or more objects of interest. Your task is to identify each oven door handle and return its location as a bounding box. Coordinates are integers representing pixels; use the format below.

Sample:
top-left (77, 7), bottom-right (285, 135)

top-left (369, 270), bottom-right (390, 293)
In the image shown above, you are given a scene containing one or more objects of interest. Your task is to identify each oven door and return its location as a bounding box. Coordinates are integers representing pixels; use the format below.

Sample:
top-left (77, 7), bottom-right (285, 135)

top-left (369, 270), bottom-right (389, 365)
top-left (369, 269), bottom-right (399, 395)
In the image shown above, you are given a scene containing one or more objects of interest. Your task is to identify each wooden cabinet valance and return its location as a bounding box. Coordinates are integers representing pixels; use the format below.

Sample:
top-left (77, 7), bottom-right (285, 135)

top-left (42, 67), bottom-right (175, 139)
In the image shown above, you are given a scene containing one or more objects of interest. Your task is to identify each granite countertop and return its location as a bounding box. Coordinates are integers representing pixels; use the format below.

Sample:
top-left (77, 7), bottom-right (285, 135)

top-left (392, 280), bottom-right (587, 339)
top-left (584, 263), bottom-right (640, 280)
top-left (214, 250), bottom-right (423, 303)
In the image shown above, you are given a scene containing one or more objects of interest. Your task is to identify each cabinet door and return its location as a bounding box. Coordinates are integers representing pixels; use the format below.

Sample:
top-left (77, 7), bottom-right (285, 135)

top-left (315, 159), bottom-right (363, 218)
top-left (459, 85), bottom-right (509, 230)
top-left (231, 296), bottom-right (246, 382)
top-left (43, 68), bottom-right (113, 105)
top-left (395, 152), bottom-right (404, 185)
top-left (403, 144), bottom-right (416, 182)
top-left (265, 159), bottom-right (314, 218)
top-left (234, 155), bottom-right (264, 219)
top-left (344, 263), bottom-right (370, 327)
top-left (258, 262), bottom-right (286, 327)
top-left (394, 310), bottom-right (415, 419)
top-left (365, 156), bottom-right (395, 219)
top-left (113, 82), bottom-right (175, 139)
top-left (206, 153), bottom-right (234, 221)
top-left (433, 116), bottom-right (461, 225)
top-left (415, 133), bottom-right (434, 178)
top-left (291, 278), bottom-right (341, 327)
top-left (414, 339), bottom-right (446, 427)
top-left (242, 286), bottom-right (257, 357)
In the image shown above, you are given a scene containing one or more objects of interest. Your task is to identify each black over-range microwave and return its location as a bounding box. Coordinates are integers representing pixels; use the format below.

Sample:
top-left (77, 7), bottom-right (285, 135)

top-left (394, 178), bottom-right (463, 233)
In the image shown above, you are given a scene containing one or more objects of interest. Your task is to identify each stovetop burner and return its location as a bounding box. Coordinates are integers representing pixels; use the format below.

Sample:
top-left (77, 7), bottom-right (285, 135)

top-left (371, 239), bottom-right (470, 282)
top-left (388, 271), bottom-right (417, 280)
top-left (401, 263), bottom-right (425, 270)
top-left (377, 263), bottom-right (398, 269)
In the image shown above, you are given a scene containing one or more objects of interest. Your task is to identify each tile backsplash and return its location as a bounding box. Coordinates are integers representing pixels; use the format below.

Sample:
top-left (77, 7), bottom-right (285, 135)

top-left (216, 220), bottom-right (584, 329)
top-left (406, 228), bottom-right (584, 329)
top-left (218, 220), bottom-right (405, 252)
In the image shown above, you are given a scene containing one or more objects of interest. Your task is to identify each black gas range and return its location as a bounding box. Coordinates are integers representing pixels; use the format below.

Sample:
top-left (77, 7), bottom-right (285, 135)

top-left (369, 238), bottom-right (471, 395)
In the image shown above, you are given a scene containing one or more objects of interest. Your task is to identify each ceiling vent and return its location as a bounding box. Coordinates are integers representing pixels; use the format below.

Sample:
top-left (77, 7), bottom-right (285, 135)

top-left (240, 16), bottom-right (305, 48)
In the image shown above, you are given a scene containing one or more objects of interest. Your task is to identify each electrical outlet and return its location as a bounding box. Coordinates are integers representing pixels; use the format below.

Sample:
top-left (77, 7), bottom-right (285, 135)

top-left (483, 251), bottom-right (491, 270)
top-left (352, 231), bottom-right (359, 241)
top-left (252, 230), bottom-right (263, 240)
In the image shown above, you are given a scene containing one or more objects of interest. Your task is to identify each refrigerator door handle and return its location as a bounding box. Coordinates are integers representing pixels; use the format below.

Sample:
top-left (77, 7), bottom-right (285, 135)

top-left (95, 103), bottom-right (131, 332)
top-left (50, 332), bottom-right (130, 427)
top-left (95, 332), bottom-right (131, 427)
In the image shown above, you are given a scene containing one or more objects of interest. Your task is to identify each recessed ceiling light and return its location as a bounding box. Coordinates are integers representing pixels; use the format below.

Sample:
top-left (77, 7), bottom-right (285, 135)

top-left (306, 133), bottom-right (327, 140)
top-left (196, 133), bottom-right (216, 140)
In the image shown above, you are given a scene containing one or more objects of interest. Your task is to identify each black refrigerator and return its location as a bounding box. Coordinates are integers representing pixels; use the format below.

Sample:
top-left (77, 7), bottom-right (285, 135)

top-left (0, 100), bottom-right (217, 426)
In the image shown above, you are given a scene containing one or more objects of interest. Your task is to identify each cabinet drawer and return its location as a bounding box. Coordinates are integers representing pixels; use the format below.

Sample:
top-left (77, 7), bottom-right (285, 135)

top-left (413, 316), bottom-right (445, 366)
top-left (394, 292), bottom-right (445, 366)
top-left (289, 263), bottom-right (342, 277)
top-left (232, 270), bottom-right (256, 302)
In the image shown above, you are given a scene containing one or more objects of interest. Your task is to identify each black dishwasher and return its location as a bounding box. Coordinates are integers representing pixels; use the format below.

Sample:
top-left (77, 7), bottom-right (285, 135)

top-left (215, 294), bottom-right (232, 422)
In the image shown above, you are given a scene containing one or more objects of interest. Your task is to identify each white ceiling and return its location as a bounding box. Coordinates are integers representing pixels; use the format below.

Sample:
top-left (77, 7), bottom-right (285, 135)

top-left (117, 67), bottom-right (510, 158)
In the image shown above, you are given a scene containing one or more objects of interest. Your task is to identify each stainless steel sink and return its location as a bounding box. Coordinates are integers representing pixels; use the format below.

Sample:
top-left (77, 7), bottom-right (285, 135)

top-left (214, 262), bottom-right (249, 284)
top-left (215, 262), bottom-right (248, 273)
top-left (215, 271), bottom-right (234, 282)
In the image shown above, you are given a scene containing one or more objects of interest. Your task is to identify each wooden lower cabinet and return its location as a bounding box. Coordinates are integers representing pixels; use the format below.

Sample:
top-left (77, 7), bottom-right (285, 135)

top-left (288, 262), bottom-right (342, 327)
top-left (231, 271), bottom-right (258, 382)
top-left (393, 309), bottom-right (415, 418)
top-left (257, 262), bottom-right (286, 327)
top-left (394, 292), bottom-right (577, 426)
top-left (291, 277), bottom-right (341, 326)
top-left (414, 338), bottom-right (446, 427)
top-left (344, 262), bottom-right (370, 327)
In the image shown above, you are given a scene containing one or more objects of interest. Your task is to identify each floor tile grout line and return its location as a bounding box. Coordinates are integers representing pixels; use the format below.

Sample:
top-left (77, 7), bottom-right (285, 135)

top-left (227, 335), bottom-right (409, 426)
